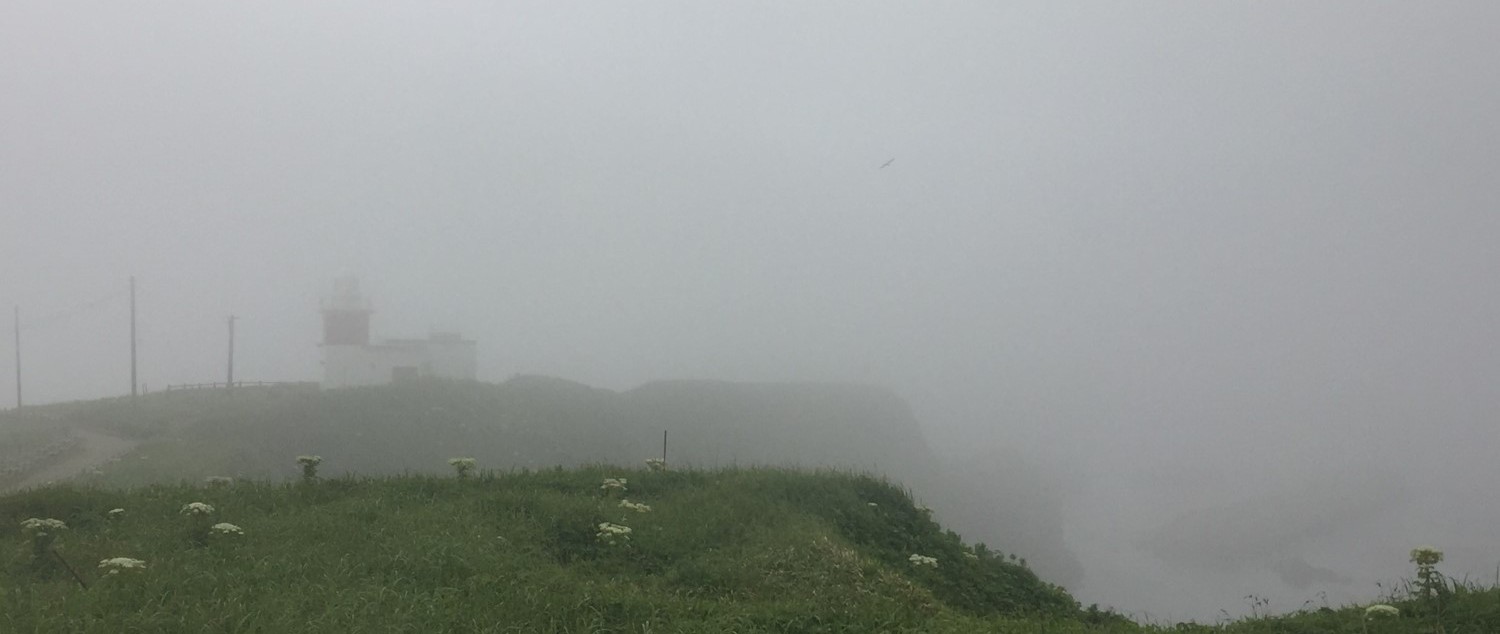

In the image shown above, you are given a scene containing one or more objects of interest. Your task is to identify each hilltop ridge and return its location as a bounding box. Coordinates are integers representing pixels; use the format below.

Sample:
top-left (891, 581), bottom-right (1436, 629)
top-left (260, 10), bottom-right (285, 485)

top-left (1, 378), bottom-right (1082, 588)
top-left (1, 467), bottom-right (1100, 633)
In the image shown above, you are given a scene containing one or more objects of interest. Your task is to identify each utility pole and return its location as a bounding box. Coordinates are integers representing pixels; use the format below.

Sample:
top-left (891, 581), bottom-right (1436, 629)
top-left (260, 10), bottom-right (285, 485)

top-left (226, 315), bottom-right (236, 388)
top-left (130, 276), bottom-right (138, 398)
top-left (13, 306), bottom-right (20, 410)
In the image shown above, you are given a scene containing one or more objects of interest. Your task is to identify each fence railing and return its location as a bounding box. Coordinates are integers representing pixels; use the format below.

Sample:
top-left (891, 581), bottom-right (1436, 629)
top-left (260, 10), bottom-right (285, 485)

top-left (163, 381), bottom-right (318, 391)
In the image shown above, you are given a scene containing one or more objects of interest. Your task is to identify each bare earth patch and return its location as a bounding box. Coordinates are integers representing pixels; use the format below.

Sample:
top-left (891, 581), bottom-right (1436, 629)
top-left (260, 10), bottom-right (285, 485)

top-left (2, 430), bottom-right (139, 493)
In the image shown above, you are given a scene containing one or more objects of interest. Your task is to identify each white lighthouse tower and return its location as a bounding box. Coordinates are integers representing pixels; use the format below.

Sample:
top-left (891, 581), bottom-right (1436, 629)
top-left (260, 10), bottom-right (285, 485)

top-left (322, 274), bottom-right (373, 347)
top-left (320, 274), bottom-right (377, 388)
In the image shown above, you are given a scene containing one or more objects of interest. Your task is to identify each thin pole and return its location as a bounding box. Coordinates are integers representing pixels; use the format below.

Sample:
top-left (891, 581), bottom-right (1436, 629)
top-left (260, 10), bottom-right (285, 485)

top-left (50, 549), bottom-right (88, 590)
top-left (13, 305), bottom-right (20, 409)
top-left (662, 430), bottom-right (668, 466)
top-left (130, 276), bottom-right (137, 397)
top-left (226, 315), bottom-right (236, 387)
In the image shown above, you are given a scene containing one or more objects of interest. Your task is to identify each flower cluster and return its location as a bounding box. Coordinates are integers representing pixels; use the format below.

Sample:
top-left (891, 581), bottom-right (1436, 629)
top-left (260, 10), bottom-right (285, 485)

top-left (645, 458), bottom-right (667, 472)
top-left (962, 551), bottom-right (979, 560)
top-left (180, 502), bottom-right (215, 517)
top-left (98, 557), bottom-right (147, 575)
top-left (600, 478), bottom-right (628, 493)
top-left (20, 518), bottom-right (68, 532)
top-left (1410, 546), bottom-right (1443, 567)
top-left (210, 522), bottom-right (244, 536)
top-left (618, 499), bottom-right (652, 513)
top-left (448, 457), bottom-right (477, 478)
top-left (21, 518), bottom-right (68, 554)
top-left (297, 455), bottom-right (322, 480)
top-left (908, 554), bottom-right (939, 568)
top-left (1364, 604), bottom-right (1399, 619)
top-left (107, 508), bottom-right (126, 520)
top-left (596, 522), bottom-right (632, 545)
top-left (1411, 545), bottom-right (1445, 598)
top-left (204, 476), bottom-right (234, 486)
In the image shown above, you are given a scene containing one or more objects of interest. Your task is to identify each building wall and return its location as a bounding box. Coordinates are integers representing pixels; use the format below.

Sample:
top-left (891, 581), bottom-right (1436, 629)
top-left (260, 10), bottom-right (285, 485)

top-left (321, 337), bottom-right (478, 389)
top-left (321, 344), bottom-right (425, 388)
top-left (424, 338), bottom-right (478, 380)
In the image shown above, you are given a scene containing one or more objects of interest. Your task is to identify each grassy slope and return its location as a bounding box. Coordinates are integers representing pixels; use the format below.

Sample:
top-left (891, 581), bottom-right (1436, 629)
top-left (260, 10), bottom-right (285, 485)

top-left (8, 470), bottom-right (1493, 633)
top-left (62, 379), bottom-right (940, 490)
top-left (6, 385), bottom-right (1497, 631)
top-left (53, 379), bottom-right (1082, 588)
top-left (3, 468), bottom-right (1113, 633)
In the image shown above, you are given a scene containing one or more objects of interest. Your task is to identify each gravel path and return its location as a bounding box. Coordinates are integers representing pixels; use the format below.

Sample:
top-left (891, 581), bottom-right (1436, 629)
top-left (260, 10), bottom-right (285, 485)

top-left (2, 430), bottom-right (139, 493)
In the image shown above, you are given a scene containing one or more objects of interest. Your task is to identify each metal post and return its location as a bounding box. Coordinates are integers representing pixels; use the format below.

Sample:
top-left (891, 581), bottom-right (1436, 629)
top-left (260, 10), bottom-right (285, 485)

top-left (227, 315), bottom-right (236, 387)
top-left (130, 276), bottom-right (137, 398)
top-left (13, 305), bottom-right (20, 410)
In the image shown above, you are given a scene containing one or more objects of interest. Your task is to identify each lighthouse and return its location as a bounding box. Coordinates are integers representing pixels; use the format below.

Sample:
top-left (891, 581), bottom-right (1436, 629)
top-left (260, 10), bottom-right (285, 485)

top-left (321, 274), bottom-right (372, 346)
top-left (319, 275), bottom-right (478, 388)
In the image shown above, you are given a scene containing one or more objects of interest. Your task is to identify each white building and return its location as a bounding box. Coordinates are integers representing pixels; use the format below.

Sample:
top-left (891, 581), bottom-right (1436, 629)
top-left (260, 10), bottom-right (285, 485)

top-left (319, 276), bottom-right (478, 388)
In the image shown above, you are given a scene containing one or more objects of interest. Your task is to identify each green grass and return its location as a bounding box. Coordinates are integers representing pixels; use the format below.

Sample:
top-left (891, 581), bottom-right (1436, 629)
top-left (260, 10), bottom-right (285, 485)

top-left (11, 378), bottom-right (1085, 591)
top-left (6, 467), bottom-right (1498, 632)
top-left (1167, 582), bottom-right (1500, 633)
top-left (7, 385), bottom-right (1498, 632)
top-left (3, 467), bottom-right (1132, 633)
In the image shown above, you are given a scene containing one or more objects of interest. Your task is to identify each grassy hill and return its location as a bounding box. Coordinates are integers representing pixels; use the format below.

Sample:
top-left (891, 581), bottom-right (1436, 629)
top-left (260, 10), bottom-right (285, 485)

top-left (6, 467), bottom-right (1495, 633)
top-left (32, 378), bottom-right (939, 487)
top-left (4, 467), bottom-right (1109, 633)
top-left (3, 378), bottom-right (1084, 588)
top-left (4, 382), bottom-right (1498, 632)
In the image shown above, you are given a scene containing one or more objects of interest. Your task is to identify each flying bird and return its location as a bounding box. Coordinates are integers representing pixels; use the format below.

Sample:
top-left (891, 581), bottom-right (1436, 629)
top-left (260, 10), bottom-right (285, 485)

top-left (879, 158), bottom-right (894, 169)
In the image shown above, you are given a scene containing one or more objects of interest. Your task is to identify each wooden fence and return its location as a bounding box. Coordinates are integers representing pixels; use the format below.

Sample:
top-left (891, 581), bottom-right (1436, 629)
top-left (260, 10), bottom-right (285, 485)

top-left (163, 381), bottom-right (318, 391)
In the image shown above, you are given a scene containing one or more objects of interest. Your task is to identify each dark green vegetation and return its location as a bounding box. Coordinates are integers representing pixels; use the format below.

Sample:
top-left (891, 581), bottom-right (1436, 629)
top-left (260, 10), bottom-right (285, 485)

top-left (4, 468), bottom-right (1114, 633)
top-left (6, 468), bottom-right (1496, 633)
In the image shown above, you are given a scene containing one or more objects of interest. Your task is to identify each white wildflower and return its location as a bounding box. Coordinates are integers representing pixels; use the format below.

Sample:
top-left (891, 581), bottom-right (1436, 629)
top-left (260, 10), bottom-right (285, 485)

top-left (618, 499), bottom-right (652, 513)
top-left (1411, 545), bottom-right (1445, 597)
top-left (1410, 546), bottom-right (1444, 566)
top-left (600, 478), bottom-right (628, 493)
top-left (645, 458), bottom-right (667, 472)
top-left (867, 502), bottom-right (878, 507)
top-left (21, 518), bottom-right (68, 532)
top-left (180, 502), bottom-right (215, 517)
top-left (210, 522), bottom-right (244, 536)
top-left (908, 553), bottom-right (939, 568)
top-left (963, 551), bottom-right (979, 560)
top-left (107, 508), bottom-right (126, 519)
top-left (448, 457), bottom-right (477, 477)
top-left (297, 454), bottom-right (323, 479)
top-left (1364, 604), bottom-right (1399, 619)
top-left (98, 557), bottom-right (147, 575)
top-left (596, 522), bottom-right (632, 544)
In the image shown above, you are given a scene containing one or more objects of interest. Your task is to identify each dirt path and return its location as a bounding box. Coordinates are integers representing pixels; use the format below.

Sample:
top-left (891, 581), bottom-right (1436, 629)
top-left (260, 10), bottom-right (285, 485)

top-left (2, 430), bottom-right (139, 494)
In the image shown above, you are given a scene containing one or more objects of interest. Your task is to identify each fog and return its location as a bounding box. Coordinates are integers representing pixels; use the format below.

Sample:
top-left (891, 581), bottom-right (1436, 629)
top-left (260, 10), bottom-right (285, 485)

top-left (4, 1), bottom-right (1499, 621)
